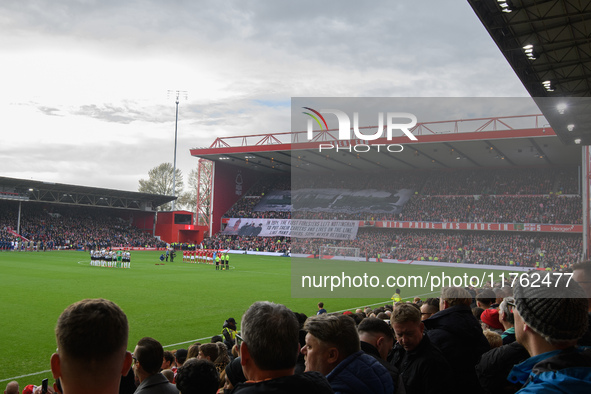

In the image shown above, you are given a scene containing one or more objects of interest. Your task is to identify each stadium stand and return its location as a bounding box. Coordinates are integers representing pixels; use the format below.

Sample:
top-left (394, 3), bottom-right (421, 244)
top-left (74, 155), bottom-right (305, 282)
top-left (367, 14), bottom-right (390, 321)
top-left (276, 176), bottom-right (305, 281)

top-left (213, 167), bottom-right (583, 268)
top-left (0, 201), bottom-right (166, 250)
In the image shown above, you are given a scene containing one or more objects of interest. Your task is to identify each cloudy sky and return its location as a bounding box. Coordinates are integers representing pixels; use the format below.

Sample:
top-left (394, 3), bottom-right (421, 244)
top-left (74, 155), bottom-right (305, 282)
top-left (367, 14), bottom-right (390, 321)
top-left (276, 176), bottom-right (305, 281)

top-left (0, 0), bottom-right (530, 192)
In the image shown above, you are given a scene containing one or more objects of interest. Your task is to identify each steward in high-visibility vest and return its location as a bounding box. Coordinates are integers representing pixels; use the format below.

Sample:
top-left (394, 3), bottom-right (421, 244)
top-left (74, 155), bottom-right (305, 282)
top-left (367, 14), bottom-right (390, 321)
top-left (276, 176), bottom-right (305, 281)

top-left (222, 317), bottom-right (237, 348)
top-left (391, 288), bottom-right (402, 305)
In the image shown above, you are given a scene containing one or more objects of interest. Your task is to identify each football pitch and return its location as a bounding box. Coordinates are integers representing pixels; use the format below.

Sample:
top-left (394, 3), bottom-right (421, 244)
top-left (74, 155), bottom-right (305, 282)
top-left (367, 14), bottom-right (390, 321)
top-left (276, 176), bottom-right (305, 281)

top-left (0, 250), bottom-right (513, 387)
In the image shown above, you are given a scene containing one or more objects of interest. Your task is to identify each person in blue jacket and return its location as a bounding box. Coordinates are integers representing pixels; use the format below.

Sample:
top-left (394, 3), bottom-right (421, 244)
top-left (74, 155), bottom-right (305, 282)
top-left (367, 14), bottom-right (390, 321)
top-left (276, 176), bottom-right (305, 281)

top-left (507, 274), bottom-right (591, 393)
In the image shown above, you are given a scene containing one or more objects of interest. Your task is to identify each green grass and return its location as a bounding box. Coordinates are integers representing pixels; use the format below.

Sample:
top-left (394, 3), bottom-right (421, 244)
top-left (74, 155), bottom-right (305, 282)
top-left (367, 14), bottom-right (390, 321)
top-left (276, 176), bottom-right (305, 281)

top-left (0, 251), bottom-right (516, 388)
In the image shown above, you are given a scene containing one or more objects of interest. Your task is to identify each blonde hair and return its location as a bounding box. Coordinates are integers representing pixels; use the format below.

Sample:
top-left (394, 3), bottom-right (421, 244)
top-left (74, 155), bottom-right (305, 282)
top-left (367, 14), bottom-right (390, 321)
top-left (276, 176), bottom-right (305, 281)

top-left (483, 330), bottom-right (502, 349)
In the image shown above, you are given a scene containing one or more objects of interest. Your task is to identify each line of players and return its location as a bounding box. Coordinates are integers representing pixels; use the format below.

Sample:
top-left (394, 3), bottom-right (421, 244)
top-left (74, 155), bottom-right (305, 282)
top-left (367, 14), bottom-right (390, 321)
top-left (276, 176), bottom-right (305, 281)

top-left (182, 249), bottom-right (230, 270)
top-left (90, 249), bottom-right (131, 268)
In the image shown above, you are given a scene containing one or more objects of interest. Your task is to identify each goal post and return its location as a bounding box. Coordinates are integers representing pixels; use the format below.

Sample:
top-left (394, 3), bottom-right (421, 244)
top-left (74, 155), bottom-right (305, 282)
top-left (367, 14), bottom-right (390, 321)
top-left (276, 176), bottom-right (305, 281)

top-left (319, 245), bottom-right (361, 261)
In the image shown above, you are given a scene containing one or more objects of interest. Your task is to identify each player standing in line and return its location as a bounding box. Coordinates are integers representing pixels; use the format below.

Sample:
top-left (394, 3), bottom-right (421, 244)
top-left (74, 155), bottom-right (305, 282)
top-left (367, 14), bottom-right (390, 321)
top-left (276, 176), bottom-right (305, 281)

top-left (215, 251), bottom-right (220, 270)
top-left (124, 250), bottom-right (131, 268)
top-left (116, 249), bottom-right (123, 268)
top-left (224, 252), bottom-right (230, 271)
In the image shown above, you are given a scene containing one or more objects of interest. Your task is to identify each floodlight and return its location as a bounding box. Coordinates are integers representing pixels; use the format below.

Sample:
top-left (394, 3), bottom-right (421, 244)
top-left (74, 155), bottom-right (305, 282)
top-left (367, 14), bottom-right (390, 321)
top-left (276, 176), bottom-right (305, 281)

top-left (556, 103), bottom-right (567, 114)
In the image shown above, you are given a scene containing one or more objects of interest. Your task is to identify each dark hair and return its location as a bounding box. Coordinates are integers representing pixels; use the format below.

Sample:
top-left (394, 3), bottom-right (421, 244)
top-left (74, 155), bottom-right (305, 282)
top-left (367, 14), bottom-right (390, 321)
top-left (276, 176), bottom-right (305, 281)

top-left (304, 314), bottom-right (360, 359)
top-left (176, 359), bottom-right (219, 394)
top-left (376, 312), bottom-right (388, 320)
top-left (136, 337), bottom-right (164, 376)
top-left (573, 261), bottom-right (591, 278)
top-left (294, 312), bottom-right (308, 328)
top-left (210, 335), bottom-right (223, 343)
top-left (241, 301), bottom-right (299, 370)
top-left (476, 289), bottom-right (496, 306)
top-left (176, 349), bottom-right (188, 364)
top-left (224, 357), bottom-right (246, 387)
top-left (56, 298), bottom-right (128, 362)
top-left (424, 298), bottom-right (440, 309)
top-left (163, 350), bottom-right (175, 365)
top-left (472, 307), bottom-right (485, 321)
top-left (358, 317), bottom-right (394, 339)
top-left (199, 343), bottom-right (219, 361)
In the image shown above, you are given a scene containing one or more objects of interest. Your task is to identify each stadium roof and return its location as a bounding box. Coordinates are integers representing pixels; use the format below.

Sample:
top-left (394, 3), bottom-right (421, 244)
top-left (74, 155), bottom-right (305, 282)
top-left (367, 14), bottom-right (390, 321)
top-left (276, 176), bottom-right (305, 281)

top-left (190, 114), bottom-right (581, 174)
top-left (0, 176), bottom-right (175, 210)
top-left (468, 0), bottom-right (591, 145)
top-left (191, 1), bottom-right (591, 173)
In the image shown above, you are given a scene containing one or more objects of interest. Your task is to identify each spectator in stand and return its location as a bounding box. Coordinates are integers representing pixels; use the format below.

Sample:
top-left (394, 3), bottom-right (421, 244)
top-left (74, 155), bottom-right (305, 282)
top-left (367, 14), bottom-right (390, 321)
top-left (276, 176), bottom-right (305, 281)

top-left (175, 359), bottom-right (218, 394)
top-left (472, 307), bottom-right (485, 322)
top-left (132, 337), bottom-right (178, 394)
top-left (317, 302), bottom-right (327, 315)
top-left (498, 297), bottom-right (516, 345)
top-left (197, 343), bottom-right (230, 389)
top-left (476, 289), bottom-right (497, 310)
top-left (507, 276), bottom-right (591, 392)
top-left (234, 301), bottom-right (333, 394)
top-left (302, 314), bottom-right (393, 394)
top-left (357, 317), bottom-right (405, 394)
top-left (573, 261), bottom-right (591, 346)
top-left (222, 357), bottom-right (246, 393)
top-left (162, 370), bottom-right (174, 384)
top-left (50, 298), bottom-right (133, 394)
top-left (187, 344), bottom-right (200, 360)
top-left (480, 309), bottom-right (504, 334)
top-left (419, 298), bottom-right (439, 321)
top-left (3, 381), bottom-right (18, 394)
top-left (390, 304), bottom-right (453, 394)
top-left (483, 330), bottom-right (503, 349)
top-left (475, 340), bottom-right (529, 394)
top-left (423, 287), bottom-right (490, 393)
top-left (162, 351), bottom-right (175, 371)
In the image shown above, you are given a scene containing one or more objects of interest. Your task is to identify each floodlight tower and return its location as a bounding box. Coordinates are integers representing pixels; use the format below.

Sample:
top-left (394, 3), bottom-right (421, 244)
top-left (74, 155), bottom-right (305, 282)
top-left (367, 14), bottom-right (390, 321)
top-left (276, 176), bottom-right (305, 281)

top-left (168, 90), bottom-right (188, 211)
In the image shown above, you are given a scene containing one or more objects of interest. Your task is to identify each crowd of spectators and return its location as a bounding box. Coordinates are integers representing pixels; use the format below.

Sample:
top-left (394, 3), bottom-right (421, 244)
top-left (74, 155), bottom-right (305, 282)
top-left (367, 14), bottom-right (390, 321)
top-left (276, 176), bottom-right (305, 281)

top-left (293, 194), bottom-right (582, 223)
top-left (11, 263), bottom-right (591, 393)
top-left (224, 167), bottom-right (581, 223)
top-left (290, 228), bottom-right (582, 268)
top-left (0, 201), bottom-right (166, 251)
top-left (393, 195), bottom-right (581, 224)
top-left (204, 234), bottom-right (290, 254)
top-left (224, 176), bottom-right (290, 219)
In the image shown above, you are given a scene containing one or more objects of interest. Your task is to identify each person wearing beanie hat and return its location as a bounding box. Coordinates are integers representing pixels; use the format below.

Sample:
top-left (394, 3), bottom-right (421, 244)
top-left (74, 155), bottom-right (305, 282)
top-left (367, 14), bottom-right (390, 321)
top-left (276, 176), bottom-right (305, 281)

top-left (507, 273), bottom-right (591, 392)
top-left (221, 357), bottom-right (246, 394)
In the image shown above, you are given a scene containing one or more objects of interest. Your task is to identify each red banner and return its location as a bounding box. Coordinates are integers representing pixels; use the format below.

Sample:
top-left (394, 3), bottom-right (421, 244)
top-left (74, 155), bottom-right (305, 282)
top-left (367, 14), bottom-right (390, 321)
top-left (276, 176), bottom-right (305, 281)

top-left (367, 221), bottom-right (582, 233)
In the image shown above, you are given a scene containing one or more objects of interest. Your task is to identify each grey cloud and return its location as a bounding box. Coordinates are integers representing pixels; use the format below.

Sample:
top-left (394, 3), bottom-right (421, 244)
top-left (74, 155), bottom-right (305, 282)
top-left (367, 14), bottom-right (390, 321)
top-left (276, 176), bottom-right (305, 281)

top-left (37, 106), bottom-right (63, 116)
top-left (73, 103), bottom-right (169, 124)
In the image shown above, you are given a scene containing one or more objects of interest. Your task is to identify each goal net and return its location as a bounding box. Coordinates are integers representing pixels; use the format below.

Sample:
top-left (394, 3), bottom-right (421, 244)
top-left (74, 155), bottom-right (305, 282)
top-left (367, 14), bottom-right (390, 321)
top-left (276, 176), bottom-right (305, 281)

top-left (319, 245), bottom-right (361, 261)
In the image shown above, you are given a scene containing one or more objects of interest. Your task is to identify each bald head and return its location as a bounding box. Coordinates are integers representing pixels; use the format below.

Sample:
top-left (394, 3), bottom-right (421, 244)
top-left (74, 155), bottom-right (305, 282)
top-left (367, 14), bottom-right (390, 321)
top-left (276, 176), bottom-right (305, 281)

top-left (4, 381), bottom-right (19, 394)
